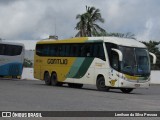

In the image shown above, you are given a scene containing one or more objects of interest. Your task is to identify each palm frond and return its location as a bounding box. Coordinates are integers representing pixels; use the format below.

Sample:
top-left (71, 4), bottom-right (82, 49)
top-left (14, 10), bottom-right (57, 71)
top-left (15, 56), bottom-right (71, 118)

top-left (75, 6), bottom-right (106, 37)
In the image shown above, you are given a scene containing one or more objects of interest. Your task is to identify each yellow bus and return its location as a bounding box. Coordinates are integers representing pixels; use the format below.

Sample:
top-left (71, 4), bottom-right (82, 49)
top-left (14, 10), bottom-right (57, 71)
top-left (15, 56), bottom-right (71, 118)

top-left (34, 37), bottom-right (156, 93)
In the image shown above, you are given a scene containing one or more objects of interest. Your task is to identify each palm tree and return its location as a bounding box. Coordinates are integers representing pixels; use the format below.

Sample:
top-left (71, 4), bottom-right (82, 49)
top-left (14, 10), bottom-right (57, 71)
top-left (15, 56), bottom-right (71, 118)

top-left (75, 14), bottom-right (87, 37)
top-left (75, 6), bottom-right (106, 37)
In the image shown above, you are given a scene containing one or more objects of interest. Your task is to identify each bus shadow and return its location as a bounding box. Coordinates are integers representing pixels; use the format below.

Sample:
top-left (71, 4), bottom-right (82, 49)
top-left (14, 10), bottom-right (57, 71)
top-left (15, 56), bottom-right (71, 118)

top-left (34, 83), bottom-right (143, 95)
top-left (0, 78), bottom-right (21, 81)
top-left (0, 79), bottom-right (147, 95)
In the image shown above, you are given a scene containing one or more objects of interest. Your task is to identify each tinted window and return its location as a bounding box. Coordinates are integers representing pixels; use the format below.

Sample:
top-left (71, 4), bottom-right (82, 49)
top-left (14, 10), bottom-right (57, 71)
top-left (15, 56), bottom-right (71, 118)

top-left (59, 45), bottom-right (66, 56)
top-left (43, 45), bottom-right (50, 56)
top-left (81, 44), bottom-right (92, 57)
top-left (52, 45), bottom-right (59, 56)
top-left (0, 44), bottom-right (22, 56)
top-left (111, 51), bottom-right (119, 70)
top-left (70, 44), bottom-right (77, 56)
top-left (36, 44), bottom-right (43, 56)
top-left (105, 43), bottom-right (118, 69)
top-left (36, 43), bottom-right (105, 60)
top-left (93, 43), bottom-right (105, 60)
top-left (0, 44), bottom-right (5, 55)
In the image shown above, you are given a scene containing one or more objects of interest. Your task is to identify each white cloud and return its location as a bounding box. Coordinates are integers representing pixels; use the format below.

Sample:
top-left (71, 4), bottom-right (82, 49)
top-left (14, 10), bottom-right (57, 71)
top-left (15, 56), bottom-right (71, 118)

top-left (137, 19), bottom-right (154, 41)
top-left (0, 0), bottom-right (160, 41)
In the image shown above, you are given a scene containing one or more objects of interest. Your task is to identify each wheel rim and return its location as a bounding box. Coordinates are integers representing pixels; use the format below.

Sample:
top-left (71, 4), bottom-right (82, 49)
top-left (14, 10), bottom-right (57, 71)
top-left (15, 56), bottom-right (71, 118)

top-left (99, 80), bottom-right (105, 88)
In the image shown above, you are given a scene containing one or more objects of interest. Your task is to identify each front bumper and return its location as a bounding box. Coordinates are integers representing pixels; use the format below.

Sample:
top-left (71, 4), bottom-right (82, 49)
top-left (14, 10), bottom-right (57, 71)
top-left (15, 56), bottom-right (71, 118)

top-left (119, 79), bottom-right (150, 88)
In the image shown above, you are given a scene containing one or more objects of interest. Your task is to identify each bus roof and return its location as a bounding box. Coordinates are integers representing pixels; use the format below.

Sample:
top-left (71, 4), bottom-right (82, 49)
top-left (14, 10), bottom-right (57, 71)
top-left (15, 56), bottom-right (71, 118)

top-left (37, 37), bottom-right (146, 48)
top-left (0, 41), bottom-right (24, 47)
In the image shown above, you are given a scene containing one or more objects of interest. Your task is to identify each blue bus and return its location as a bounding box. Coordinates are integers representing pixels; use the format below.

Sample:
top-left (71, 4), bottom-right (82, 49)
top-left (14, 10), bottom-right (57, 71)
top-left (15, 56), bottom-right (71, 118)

top-left (0, 42), bottom-right (25, 78)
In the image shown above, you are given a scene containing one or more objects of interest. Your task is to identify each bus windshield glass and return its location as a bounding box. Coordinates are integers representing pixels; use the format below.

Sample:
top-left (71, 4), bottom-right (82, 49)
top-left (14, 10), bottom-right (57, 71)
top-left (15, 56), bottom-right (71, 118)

top-left (119, 46), bottom-right (150, 76)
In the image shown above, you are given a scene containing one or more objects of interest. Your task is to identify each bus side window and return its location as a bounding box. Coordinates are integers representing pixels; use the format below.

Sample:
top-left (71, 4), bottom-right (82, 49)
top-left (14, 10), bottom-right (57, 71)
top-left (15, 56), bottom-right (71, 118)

top-left (43, 45), bottom-right (50, 56)
top-left (81, 44), bottom-right (92, 57)
top-left (65, 44), bottom-right (70, 57)
top-left (77, 44), bottom-right (83, 57)
top-left (59, 45), bottom-right (66, 56)
top-left (105, 43), bottom-right (119, 70)
top-left (50, 45), bottom-right (54, 56)
top-left (93, 43), bottom-right (105, 60)
top-left (55, 45), bottom-right (59, 56)
top-left (111, 51), bottom-right (119, 70)
top-left (70, 44), bottom-right (77, 57)
top-left (99, 44), bottom-right (105, 60)
top-left (36, 45), bottom-right (43, 56)
top-left (58, 45), bottom-right (62, 56)
top-left (50, 45), bottom-right (59, 56)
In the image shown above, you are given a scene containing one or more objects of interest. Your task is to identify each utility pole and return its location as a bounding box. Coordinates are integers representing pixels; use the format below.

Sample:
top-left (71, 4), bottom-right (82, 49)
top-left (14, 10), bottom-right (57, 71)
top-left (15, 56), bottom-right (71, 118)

top-left (55, 17), bottom-right (57, 37)
top-left (48, 17), bottom-right (58, 40)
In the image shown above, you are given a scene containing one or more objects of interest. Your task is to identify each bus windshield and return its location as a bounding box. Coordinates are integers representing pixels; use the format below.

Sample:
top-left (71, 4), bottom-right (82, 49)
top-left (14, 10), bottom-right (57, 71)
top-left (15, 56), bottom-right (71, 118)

top-left (119, 46), bottom-right (150, 76)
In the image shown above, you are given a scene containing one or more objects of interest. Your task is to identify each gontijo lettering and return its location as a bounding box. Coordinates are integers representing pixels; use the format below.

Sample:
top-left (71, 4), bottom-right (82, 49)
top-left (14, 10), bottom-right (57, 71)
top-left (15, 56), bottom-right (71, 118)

top-left (47, 59), bottom-right (68, 65)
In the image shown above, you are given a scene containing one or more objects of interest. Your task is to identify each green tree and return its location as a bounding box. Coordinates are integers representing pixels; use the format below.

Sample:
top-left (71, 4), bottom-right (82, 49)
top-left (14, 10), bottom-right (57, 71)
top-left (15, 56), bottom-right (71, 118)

top-left (75, 6), bottom-right (106, 37)
top-left (142, 41), bottom-right (160, 53)
top-left (23, 58), bottom-right (33, 68)
top-left (142, 41), bottom-right (160, 70)
top-left (107, 32), bottom-right (136, 39)
top-left (75, 14), bottom-right (87, 37)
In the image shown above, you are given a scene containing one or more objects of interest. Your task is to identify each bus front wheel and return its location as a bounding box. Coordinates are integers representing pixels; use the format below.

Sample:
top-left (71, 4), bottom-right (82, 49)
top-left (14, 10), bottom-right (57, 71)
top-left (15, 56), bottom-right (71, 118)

top-left (96, 76), bottom-right (109, 91)
top-left (120, 88), bottom-right (133, 93)
top-left (44, 72), bottom-right (51, 85)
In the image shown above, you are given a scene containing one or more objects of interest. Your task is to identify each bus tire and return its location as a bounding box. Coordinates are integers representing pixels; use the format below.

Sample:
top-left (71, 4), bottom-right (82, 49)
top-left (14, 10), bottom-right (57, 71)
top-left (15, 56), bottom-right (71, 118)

top-left (51, 73), bottom-right (58, 86)
top-left (44, 72), bottom-right (51, 85)
top-left (96, 76), bottom-right (109, 91)
top-left (120, 88), bottom-right (133, 93)
top-left (51, 73), bottom-right (63, 86)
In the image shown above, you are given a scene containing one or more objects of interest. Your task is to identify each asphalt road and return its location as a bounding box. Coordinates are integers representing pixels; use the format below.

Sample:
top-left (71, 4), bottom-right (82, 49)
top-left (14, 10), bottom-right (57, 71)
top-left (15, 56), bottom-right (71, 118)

top-left (0, 78), bottom-right (160, 112)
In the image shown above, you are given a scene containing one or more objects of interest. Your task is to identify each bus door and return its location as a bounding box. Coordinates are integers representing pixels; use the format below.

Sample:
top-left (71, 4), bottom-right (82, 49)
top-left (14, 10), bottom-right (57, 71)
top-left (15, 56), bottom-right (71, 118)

top-left (108, 48), bottom-right (123, 87)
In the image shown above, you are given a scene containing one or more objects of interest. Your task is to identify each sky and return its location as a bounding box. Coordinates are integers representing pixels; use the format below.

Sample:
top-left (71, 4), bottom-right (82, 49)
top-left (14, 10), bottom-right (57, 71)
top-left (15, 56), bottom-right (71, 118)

top-left (0, 0), bottom-right (160, 42)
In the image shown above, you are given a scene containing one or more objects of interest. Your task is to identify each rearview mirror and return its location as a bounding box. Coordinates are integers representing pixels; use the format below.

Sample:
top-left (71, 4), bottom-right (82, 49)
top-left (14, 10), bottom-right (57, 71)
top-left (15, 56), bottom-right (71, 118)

top-left (111, 48), bottom-right (123, 61)
top-left (149, 52), bottom-right (156, 64)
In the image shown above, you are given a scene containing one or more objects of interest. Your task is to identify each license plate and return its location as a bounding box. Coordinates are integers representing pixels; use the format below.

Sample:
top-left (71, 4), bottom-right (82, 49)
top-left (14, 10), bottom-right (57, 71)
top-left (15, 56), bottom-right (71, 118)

top-left (135, 84), bottom-right (140, 87)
